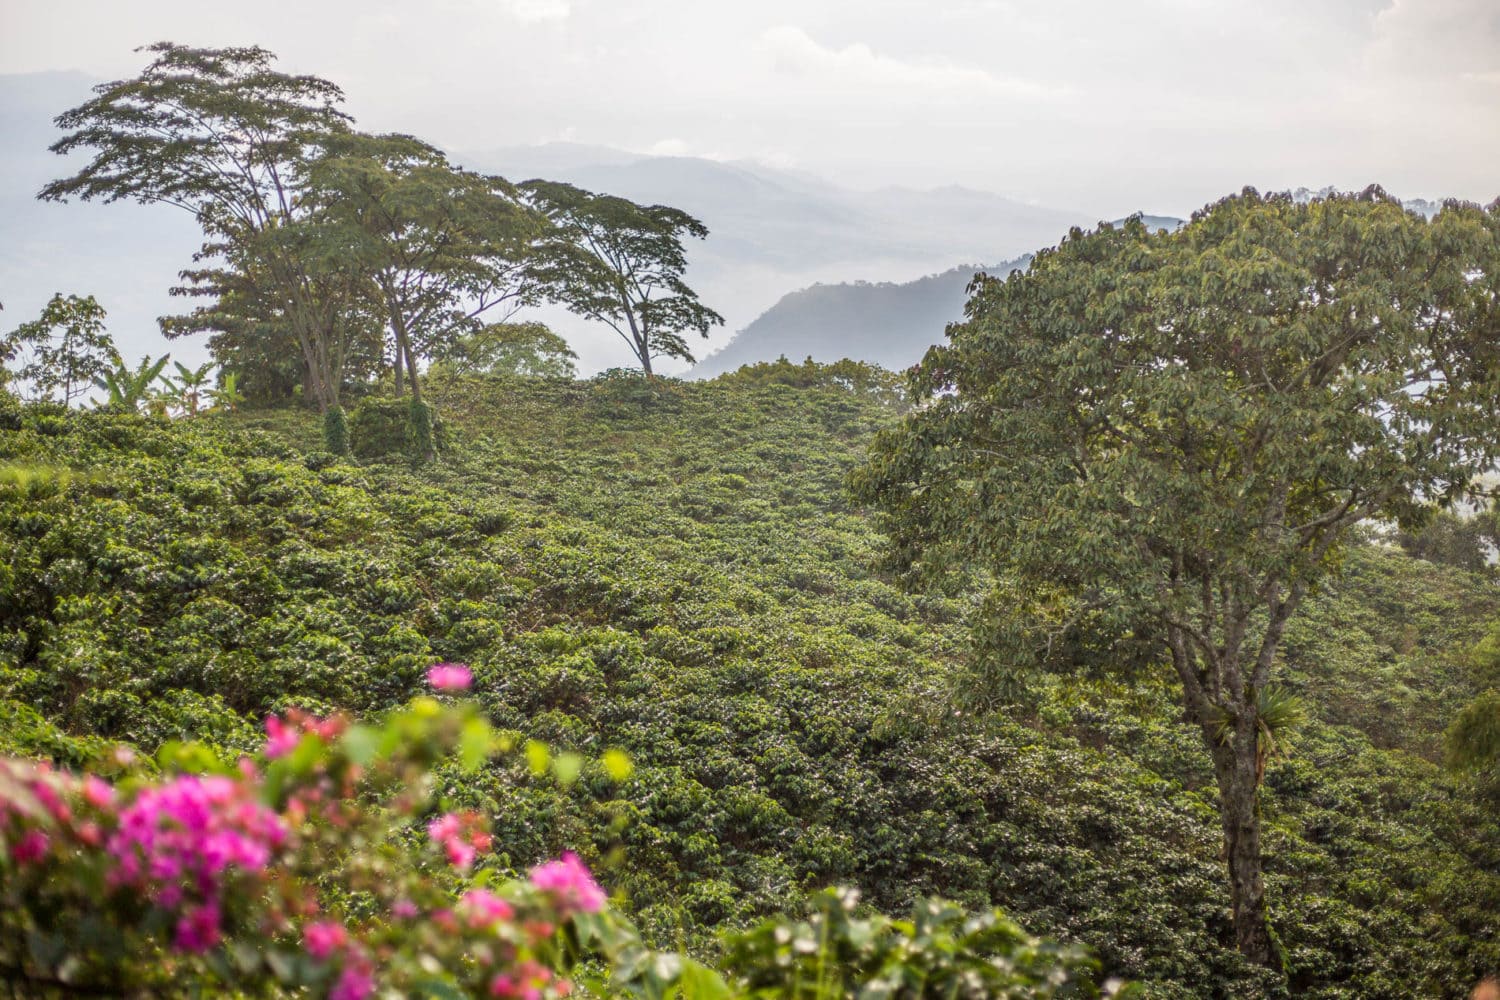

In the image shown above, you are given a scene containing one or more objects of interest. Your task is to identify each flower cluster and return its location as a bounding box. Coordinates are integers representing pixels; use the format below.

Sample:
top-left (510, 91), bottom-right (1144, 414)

top-left (108, 773), bottom-right (288, 951)
top-left (528, 852), bottom-right (606, 916)
top-left (427, 661), bottom-right (474, 691)
top-left (429, 809), bottom-right (494, 870)
top-left (265, 709), bottom-right (348, 758)
top-left (0, 698), bottom-right (657, 1000)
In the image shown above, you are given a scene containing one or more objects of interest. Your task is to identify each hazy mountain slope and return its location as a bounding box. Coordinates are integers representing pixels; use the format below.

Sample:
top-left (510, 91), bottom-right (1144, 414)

top-left (459, 143), bottom-right (1096, 369)
top-left (689, 261), bottom-right (1015, 377)
top-left (689, 211), bottom-right (1187, 378)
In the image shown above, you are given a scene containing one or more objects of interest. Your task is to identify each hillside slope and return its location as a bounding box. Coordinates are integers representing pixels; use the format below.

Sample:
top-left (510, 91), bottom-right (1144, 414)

top-left (689, 262), bottom-right (1021, 377)
top-left (1, 378), bottom-right (1497, 998)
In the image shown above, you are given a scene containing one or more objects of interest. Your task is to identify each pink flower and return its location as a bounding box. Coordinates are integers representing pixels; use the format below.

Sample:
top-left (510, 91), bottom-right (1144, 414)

top-left (426, 662), bottom-right (473, 691)
top-left (458, 888), bottom-right (515, 930)
top-left (490, 960), bottom-right (554, 999)
top-left (11, 829), bottom-right (49, 864)
top-left (107, 774), bottom-right (286, 907)
top-left (83, 775), bottom-right (116, 809)
top-left (173, 902), bottom-right (222, 953)
top-left (304, 920), bottom-right (348, 961)
top-left (392, 898), bottom-right (419, 919)
top-left (331, 959), bottom-right (376, 1000)
top-left (264, 715), bottom-right (299, 759)
top-left (263, 710), bottom-right (347, 759)
top-left (528, 852), bottom-right (606, 914)
top-left (427, 811), bottom-right (489, 871)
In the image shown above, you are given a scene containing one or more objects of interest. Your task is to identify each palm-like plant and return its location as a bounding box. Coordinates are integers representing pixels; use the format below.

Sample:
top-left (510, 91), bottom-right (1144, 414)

top-left (94, 353), bottom-right (171, 413)
top-left (206, 371), bottom-right (245, 412)
top-left (169, 361), bottom-right (214, 416)
top-left (1209, 686), bottom-right (1308, 784)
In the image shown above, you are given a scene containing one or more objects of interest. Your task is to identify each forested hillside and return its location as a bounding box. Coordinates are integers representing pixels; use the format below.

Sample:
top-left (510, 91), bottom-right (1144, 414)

top-left (3, 372), bottom-right (1497, 998)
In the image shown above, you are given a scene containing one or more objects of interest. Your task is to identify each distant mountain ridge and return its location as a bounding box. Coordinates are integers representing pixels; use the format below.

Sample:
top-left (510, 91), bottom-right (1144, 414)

top-left (691, 260), bottom-right (1021, 378)
top-left (692, 212), bottom-right (1187, 378)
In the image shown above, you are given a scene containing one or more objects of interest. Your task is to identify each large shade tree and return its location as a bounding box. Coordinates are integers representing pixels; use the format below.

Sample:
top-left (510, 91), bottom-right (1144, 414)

top-left (851, 189), bottom-right (1500, 966)
top-left (305, 132), bottom-right (543, 406)
top-left (521, 181), bottom-right (722, 375)
top-left (39, 43), bottom-right (355, 413)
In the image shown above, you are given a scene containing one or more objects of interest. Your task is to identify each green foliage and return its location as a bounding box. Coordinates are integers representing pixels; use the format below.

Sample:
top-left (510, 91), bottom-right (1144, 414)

top-left (3, 294), bottom-right (116, 405)
top-left (851, 189), bottom-right (1500, 964)
top-left (347, 396), bottom-right (447, 462)
top-left (1446, 690), bottom-right (1500, 774)
top-left (94, 352), bottom-right (171, 414)
top-left (521, 180), bottom-right (724, 374)
top-left (434, 321), bottom-right (580, 379)
top-left (323, 404), bottom-right (350, 456)
top-left (0, 376), bottom-right (1497, 997)
top-left (1396, 506), bottom-right (1499, 575)
top-left (713, 357), bottom-right (907, 409)
top-left (409, 397), bottom-right (438, 465)
top-left (723, 887), bottom-right (1133, 999)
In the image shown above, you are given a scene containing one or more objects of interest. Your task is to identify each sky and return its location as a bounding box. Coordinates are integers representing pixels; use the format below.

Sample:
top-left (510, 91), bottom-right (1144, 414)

top-left (2, 0), bottom-right (1497, 217)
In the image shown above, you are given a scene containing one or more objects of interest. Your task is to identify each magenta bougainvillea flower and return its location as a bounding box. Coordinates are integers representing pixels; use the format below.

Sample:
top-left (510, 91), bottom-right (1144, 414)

top-left (304, 920), bottom-right (349, 960)
top-left (528, 852), bottom-right (606, 915)
top-left (426, 662), bottom-right (474, 691)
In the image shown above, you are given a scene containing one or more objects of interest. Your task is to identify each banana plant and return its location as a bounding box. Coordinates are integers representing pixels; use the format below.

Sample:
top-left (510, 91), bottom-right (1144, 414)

top-left (170, 360), bottom-right (214, 416)
top-left (93, 353), bottom-right (171, 413)
top-left (207, 370), bottom-right (245, 412)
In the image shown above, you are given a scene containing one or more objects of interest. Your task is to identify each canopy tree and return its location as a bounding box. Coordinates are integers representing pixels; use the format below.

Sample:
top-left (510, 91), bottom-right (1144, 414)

top-left (851, 189), bottom-right (1500, 967)
top-left (39, 43), bottom-right (355, 413)
top-left (521, 181), bottom-right (722, 375)
top-left (161, 213), bottom-right (386, 409)
top-left (2, 294), bottom-right (115, 405)
top-left (306, 133), bottom-right (543, 406)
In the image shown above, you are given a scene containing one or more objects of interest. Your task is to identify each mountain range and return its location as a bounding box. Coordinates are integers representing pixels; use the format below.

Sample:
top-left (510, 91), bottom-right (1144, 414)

top-left (0, 71), bottom-right (1444, 380)
top-left (0, 71), bottom-right (1103, 374)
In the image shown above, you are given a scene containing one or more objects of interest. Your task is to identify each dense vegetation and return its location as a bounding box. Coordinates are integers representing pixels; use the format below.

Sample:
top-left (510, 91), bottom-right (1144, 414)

top-left (853, 191), bottom-right (1500, 967)
top-left (2, 369), bottom-right (1497, 996)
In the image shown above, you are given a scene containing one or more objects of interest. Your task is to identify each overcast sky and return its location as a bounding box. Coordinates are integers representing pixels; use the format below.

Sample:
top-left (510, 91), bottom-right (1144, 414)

top-left (2, 0), bottom-right (1496, 217)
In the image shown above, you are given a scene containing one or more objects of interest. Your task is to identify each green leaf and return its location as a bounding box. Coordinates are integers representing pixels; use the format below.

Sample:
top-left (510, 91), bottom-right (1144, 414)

top-left (602, 748), bottom-right (633, 782)
top-left (525, 739), bottom-right (550, 777)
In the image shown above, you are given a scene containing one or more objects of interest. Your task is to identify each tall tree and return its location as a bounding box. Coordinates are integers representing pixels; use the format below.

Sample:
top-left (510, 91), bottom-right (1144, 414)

top-left (2, 294), bottom-right (116, 405)
top-left (161, 214), bottom-right (386, 408)
top-left (39, 43), bottom-right (355, 412)
top-left (305, 132), bottom-right (543, 404)
top-left (521, 181), bottom-right (722, 375)
top-left (851, 189), bottom-right (1500, 966)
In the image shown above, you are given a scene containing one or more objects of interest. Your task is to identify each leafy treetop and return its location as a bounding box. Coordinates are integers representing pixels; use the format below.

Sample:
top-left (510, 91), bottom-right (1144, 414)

top-left (521, 180), bottom-right (723, 376)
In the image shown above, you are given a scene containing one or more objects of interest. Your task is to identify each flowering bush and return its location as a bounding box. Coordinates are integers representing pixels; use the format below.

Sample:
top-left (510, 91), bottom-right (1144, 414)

top-left (0, 666), bottom-right (1124, 998)
top-left (0, 681), bottom-right (716, 998)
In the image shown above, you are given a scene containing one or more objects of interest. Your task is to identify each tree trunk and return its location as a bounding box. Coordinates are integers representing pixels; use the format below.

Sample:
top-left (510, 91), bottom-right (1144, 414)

top-left (393, 336), bottom-right (405, 397)
top-left (402, 334), bottom-right (422, 405)
top-left (1211, 722), bottom-right (1274, 966)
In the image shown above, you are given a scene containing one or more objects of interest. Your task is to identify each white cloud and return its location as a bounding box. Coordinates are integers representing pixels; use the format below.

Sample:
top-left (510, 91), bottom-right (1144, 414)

top-left (646, 138), bottom-right (693, 156)
top-left (495, 0), bottom-right (571, 23)
top-left (758, 24), bottom-right (1061, 99)
top-left (1367, 0), bottom-right (1500, 79)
